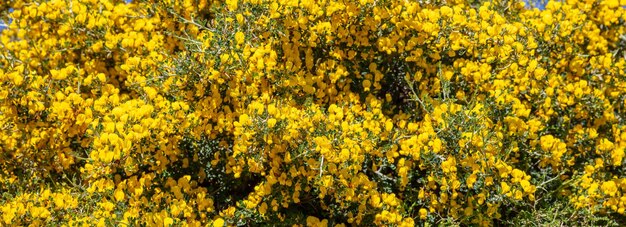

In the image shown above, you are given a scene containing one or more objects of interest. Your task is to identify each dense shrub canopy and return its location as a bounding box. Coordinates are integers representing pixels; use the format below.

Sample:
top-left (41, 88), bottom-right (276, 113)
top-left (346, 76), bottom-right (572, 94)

top-left (1, 0), bottom-right (626, 226)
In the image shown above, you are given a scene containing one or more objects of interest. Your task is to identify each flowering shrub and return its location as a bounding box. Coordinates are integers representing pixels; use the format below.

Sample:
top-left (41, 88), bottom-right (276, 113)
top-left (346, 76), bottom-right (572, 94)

top-left (1, 0), bottom-right (626, 226)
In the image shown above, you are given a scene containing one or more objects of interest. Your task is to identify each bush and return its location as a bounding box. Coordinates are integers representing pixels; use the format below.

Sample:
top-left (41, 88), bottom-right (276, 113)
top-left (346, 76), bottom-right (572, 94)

top-left (1, 0), bottom-right (625, 226)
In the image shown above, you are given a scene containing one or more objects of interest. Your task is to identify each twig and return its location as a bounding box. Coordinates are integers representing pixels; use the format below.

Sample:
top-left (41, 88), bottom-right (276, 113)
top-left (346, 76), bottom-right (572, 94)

top-left (319, 155), bottom-right (324, 177)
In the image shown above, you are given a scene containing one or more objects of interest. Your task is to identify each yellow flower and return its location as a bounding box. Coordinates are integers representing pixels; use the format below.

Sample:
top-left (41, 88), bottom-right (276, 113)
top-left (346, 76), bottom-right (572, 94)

top-left (501, 182), bottom-right (511, 194)
top-left (432, 139), bottom-right (443, 153)
top-left (50, 69), bottom-right (67, 80)
top-left (339, 149), bottom-right (350, 162)
top-left (466, 174), bottom-right (477, 188)
top-left (239, 114), bottom-right (250, 125)
top-left (235, 31), bottom-right (245, 45)
top-left (539, 135), bottom-right (554, 150)
top-left (601, 181), bottom-right (618, 197)
top-left (513, 190), bottom-right (523, 200)
top-left (419, 208), bottom-right (428, 220)
top-left (97, 73), bottom-right (106, 82)
top-left (164, 217), bottom-right (174, 226)
top-left (267, 118), bottom-right (277, 128)
top-left (612, 148), bottom-right (625, 166)
top-left (114, 189), bottom-right (125, 202)
top-left (520, 180), bottom-right (535, 194)
top-left (604, 0), bottom-right (620, 8)
top-left (144, 87), bottom-right (157, 100)
top-left (385, 120), bottom-right (393, 132)
top-left (213, 217), bottom-right (225, 227)
top-left (306, 216), bottom-right (320, 226)
top-left (362, 79), bottom-right (371, 91)
top-left (1, 206), bottom-right (15, 224)
top-left (225, 0), bottom-right (238, 11)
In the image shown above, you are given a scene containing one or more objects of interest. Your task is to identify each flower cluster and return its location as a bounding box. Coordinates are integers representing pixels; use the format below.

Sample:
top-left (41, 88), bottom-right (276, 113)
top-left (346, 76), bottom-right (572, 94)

top-left (1, 0), bottom-right (626, 226)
